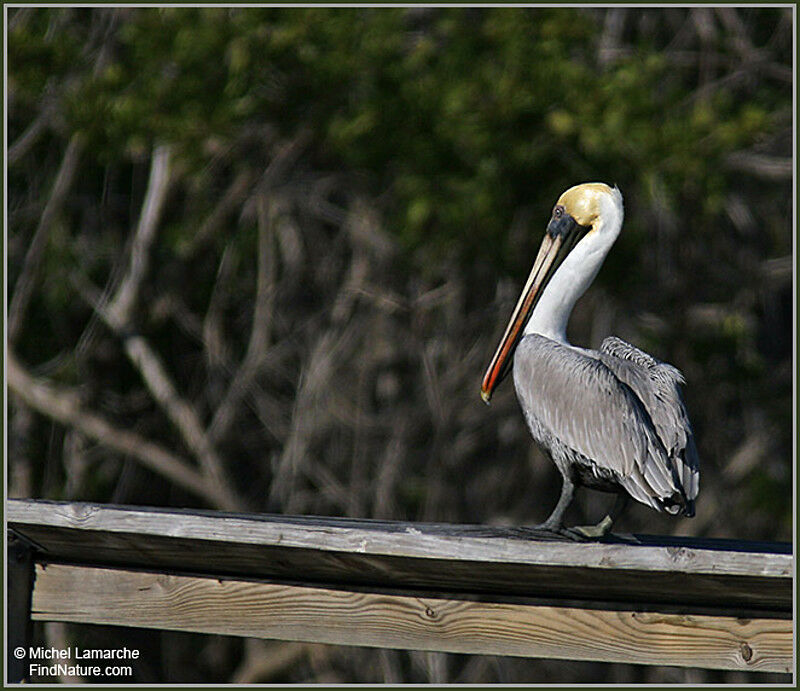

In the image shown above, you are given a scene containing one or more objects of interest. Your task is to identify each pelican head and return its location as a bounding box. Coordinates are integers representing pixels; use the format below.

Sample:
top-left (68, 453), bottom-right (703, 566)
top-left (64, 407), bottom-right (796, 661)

top-left (481, 182), bottom-right (623, 403)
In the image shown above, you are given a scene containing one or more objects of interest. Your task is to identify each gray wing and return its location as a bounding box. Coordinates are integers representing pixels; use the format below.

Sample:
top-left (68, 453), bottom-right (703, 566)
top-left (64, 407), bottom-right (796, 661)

top-left (600, 336), bottom-right (699, 510)
top-left (513, 335), bottom-right (695, 514)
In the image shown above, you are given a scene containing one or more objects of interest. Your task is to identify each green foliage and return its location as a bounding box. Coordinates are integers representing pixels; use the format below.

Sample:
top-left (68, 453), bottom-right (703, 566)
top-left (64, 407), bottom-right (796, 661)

top-left (13, 7), bottom-right (786, 269)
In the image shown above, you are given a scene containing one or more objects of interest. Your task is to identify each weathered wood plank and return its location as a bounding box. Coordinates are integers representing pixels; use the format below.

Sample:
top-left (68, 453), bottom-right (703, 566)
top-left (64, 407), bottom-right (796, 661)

top-left (32, 564), bottom-right (793, 673)
top-left (8, 499), bottom-right (792, 616)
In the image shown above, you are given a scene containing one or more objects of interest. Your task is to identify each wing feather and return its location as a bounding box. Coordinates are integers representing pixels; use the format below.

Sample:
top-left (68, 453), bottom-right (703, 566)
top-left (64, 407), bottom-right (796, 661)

top-left (600, 336), bottom-right (700, 509)
top-left (513, 335), bottom-right (686, 511)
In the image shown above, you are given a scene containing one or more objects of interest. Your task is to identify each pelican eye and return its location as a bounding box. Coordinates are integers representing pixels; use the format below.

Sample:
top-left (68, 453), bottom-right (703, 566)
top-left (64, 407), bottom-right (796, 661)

top-left (554, 206), bottom-right (564, 219)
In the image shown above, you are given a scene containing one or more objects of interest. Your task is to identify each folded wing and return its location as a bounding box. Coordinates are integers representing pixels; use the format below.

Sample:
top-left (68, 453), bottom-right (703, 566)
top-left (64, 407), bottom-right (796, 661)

top-left (513, 335), bottom-right (699, 515)
top-left (599, 336), bottom-right (699, 514)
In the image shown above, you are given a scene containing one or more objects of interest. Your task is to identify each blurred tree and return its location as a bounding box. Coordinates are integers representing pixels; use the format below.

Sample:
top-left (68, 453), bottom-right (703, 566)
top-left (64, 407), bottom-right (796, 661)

top-left (7, 6), bottom-right (792, 684)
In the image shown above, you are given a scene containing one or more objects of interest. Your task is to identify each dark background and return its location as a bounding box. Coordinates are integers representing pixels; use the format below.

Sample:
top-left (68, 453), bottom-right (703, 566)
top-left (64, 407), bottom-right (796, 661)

top-left (7, 7), bottom-right (793, 683)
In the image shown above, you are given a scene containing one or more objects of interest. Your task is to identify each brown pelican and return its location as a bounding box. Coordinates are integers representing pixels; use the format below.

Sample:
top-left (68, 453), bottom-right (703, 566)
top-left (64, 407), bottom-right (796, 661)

top-left (481, 183), bottom-right (699, 539)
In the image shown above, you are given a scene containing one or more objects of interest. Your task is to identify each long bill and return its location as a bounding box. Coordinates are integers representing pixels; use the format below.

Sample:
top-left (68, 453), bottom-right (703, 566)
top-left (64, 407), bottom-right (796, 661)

top-left (480, 226), bottom-right (583, 403)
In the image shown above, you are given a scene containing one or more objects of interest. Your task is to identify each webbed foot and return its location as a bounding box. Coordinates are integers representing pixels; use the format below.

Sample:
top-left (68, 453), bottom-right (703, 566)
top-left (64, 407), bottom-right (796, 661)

top-left (561, 514), bottom-right (614, 541)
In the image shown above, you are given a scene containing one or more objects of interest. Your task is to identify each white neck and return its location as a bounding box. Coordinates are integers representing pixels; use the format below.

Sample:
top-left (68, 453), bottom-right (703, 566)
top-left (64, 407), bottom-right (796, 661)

top-left (524, 191), bottom-right (624, 343)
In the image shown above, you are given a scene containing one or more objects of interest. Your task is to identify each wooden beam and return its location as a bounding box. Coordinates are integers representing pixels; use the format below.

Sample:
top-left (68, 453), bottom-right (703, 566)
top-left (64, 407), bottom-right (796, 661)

top-left (32, 564), bottom-right (792, 673)
top-left (8, 499), bottom-right (792, 617)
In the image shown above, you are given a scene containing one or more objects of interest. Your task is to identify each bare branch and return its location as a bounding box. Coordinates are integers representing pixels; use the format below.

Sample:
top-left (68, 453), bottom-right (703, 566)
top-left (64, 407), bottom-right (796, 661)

top-left (73, 307), bottom-right (247, 508)
top-left (761, 255), bottom-right (792, 284)
top-left (267, 210), bottom-right (374, 511)
top-left (44, 623), bottom-right (84, 683)
top-left (726, 431), bottom-right (771, 482)
top-left (8, 105), bottom-right (52, 165)
top-left (725, 151), bottom-right (792, 180)
top-left (74, 144), bottom-right (245, 510)
top-left (9, 397), bottom-right (35, 498)
top-left (62, 429), bottom-right (90, 499)
top-left (715, 7), bottom-right (756, 60)
top-left (207, 194), bottom-right (277, 444)
top-left (8, 7), bottom-right (34, 32)
top-left (7, 349), bottom-right (227, 507)
top-left (106, 143), bottom-right (172, 329)
top-left (597, 9), bottom-right (627, 67)
top-left (231, 641), bottom-right (309, 684)
top-left (8, 134), bottom-right (83, 341)
top-left (182, 169), bottom-right (256, 259)
top-left (691, 7), bottom-right (718, 91)
top-left (202, 244), bottom-right (239, 371)
top-left (372, 425), bottom-right (407, 520)
top-left (75, 264), bottom-right (244, 510)
top-left (760, 61), bottom-right (793, 84)
top-left (121, 335), bottom-right (244, 511)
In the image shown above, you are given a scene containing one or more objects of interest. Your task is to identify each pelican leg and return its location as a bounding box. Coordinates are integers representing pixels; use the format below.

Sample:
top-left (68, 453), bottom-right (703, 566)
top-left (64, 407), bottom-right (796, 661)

top-left (507, 476), bottom-right (576, 540)
top-left (564, 493), bottom-right (629, 540)
top-left (536, 475), bottom-right (575, 531)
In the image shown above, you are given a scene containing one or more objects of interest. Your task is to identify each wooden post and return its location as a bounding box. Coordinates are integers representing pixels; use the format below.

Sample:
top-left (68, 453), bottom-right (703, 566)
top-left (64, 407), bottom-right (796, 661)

top-left (8, 531), bottom-right (36, 684)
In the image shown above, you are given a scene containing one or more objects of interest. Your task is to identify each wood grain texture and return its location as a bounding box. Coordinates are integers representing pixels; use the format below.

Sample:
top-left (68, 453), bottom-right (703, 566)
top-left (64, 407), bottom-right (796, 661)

top-left (32, 564), bottom-right (793, 673)
top-left (9, 499), bottom-right (792, 616)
